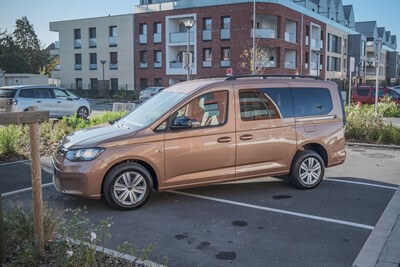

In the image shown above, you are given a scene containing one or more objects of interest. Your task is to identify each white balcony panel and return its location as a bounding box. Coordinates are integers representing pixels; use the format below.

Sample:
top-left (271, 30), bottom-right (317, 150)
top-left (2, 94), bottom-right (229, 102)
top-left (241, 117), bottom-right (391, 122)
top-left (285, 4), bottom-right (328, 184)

top-left (169, 32), bottom-right (194, 44)
top-left (252, 28), bottom-right (277, 39)
top-left (154, 62), bottom-right (162, 68)
top-left (221, 29), bottom-right (230, 40)
top-left (170, 61), bottom-right (183, 68)
top-left (203, 30), bottom-right (211, 41)
top-left (203, 61), bottom-right (212, 67)
top-left (139, 62), bottom-right (148, 68)
top-left (285, 32), bottom-right (296, 43)
top-left (154, 33), bottom-right (161, 43)
top-left (109, 36), bottom-right (117, 46)
top-left (285, 62), bottom-right (296, 69)
top-left (139, 34), bottom-right (147, 44)
top-left (257, 61), bottom-right (276, 68)
top-left (74, 39), bottom-right (81, 48)
top-left (220, 60), bottom-right (230, 67)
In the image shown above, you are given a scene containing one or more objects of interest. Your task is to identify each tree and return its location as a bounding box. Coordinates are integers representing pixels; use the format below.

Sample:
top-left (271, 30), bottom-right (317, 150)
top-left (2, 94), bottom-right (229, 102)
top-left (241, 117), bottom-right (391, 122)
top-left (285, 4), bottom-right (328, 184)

top-left (0, 30), bottom-right (31, 73)
top-left (240, 44), bottom-right (276, 75)
top-left (40, 56), bottom-right (59, 77)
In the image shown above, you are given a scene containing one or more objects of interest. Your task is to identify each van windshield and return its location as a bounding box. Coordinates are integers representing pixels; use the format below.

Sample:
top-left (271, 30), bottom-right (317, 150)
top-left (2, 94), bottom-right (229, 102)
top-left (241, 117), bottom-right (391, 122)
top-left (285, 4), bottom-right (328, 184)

top-left (118, 91), bottom-right (186, 129)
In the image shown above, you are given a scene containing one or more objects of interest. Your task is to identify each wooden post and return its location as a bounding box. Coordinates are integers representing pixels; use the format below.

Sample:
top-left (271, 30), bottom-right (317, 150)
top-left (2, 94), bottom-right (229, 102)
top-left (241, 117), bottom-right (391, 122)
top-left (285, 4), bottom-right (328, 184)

top-left (0, 191), bottom-right (5, 263)
top-left (28, 106), bottom-right (44, 256)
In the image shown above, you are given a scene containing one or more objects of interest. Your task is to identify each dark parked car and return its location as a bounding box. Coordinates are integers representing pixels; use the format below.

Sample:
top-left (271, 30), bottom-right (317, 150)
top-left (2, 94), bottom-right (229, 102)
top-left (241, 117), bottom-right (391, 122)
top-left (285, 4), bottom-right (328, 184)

top-left (351, 87), bottom-right (400, 104)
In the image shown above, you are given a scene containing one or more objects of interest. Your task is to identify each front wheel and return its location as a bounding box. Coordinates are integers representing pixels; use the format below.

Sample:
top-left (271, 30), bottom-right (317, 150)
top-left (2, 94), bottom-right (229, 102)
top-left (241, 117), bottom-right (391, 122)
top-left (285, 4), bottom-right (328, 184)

top-left (77, 106), bottom-right (89, 119)
top-left (103, 163), bottom-right (153, 210)
top-left (289, 150), bottom-right (325, 189)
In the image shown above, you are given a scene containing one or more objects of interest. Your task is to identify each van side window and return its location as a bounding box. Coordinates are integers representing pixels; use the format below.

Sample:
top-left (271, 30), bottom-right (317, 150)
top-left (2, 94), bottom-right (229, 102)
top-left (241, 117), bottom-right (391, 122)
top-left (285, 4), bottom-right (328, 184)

top-left (53, 89), bottom-right (69, 99)
top-left (31, 88), bottom-right (53, 99)
top-left (239, 90), bottom-right (280, 121)
top-left (356, 88), bottom-right (369, 96)
top-left (292, 88), bottom-right (333, 117)
top-left (18, 89), bottom-right (34, 98)
top-left (260, 88), bottom-right (294, 118)
top-left (371, 89), bottom-right (385, 97)
top-left (173, 91), bottom-right (228, 128)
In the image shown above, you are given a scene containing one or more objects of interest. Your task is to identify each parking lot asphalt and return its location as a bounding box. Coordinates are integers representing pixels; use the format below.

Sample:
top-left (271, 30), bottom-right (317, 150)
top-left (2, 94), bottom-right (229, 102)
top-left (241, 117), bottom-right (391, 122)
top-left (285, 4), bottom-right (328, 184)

top-left (1, 146), bottom-right (399, 266)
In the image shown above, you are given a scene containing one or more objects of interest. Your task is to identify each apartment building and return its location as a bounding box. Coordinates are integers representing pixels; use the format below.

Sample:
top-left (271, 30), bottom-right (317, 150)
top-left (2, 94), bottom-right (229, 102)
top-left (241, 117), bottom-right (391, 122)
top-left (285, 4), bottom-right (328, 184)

top-left (50, 14), bottom-right (135, 92)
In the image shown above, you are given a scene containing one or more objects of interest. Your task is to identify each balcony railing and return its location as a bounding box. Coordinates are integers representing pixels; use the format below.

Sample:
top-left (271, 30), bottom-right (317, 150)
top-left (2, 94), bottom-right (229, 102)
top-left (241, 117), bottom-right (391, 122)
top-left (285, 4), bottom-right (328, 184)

top-left (109, 63), bottom-right (118, 70)
top-left (74, 39), bottom-right (82, 49)
top-left (169, 32), bottom-right (194, 43)
top-left (109, 36), bottom-right (117, 47)
top-left (285, 32), bottom-right (296, 43)
top-left (154, 61), bottom-right (162, 68)
top-left (221, 29), bottom-right (230, 40)
top-left (257, 61), bottom-right (276, 68)
top-left (305, 36), bottom-right (309, 46)
top-left (252, 28), bottom-right (277, 39)
top-left (154, 33), bottom-right (161, 43)
top-left (55, 64), bottom-right (60, 71)
top-left (203, 30), bottom-right (211, 41)
top-left (54, 41), bottom-right (59, 49)
top-left (140, 34), bottom-right (147, 44)
top-left (221, 60), bottom-right (230, 67)
top-left (311, 38), bottom-right (320, 50)
top-left (89, 64), bottom-right (97, 70)
top-left (139, 62), bottom-right (148, 68)
top-left (285, 62), bottom-right (296, 69)
top-left (203, 61), bottom-right (212, 67)
top-left (74, 64), bottom-right (82, 70)
top-left (310, 62), bottom-right (318, 70)
top-left (366, 70), bottom-right (377, 75)
top-left (89, 38), bottom-right (96, 48)
top-left (170, 61), bottom-right (183, 68)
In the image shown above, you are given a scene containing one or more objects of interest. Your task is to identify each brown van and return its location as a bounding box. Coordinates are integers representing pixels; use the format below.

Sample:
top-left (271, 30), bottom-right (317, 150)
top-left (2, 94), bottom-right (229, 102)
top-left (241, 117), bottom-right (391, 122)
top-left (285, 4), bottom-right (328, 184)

top-left (53, 75), bottom-right (346, 210)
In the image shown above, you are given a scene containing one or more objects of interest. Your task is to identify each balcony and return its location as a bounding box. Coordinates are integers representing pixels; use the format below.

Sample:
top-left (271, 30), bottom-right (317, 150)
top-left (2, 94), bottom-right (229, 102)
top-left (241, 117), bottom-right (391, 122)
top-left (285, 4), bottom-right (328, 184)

top-left (311, 38), bottom-right (321, 50)
top-left (139, 62), bottom-right (148, 68)
top-left (170, 61), bottom-right (183, 68)
top-left (140, 34), bottom-right (147, 44)
top-left (89, 38), bottom-right (96, 48)
top-left (203, 30), bottom-right (211, 41)
top-left (221, 29), bottom-right (230, 40)
top-left (154, 61), bottom-right (162, 68)
top-left (220, 60), bottom-right (230, 67)
top-left (154, 33), bottom-right (162, 43)
top-left (89, 64), bottom-right (97, 70)
top-left (203, 61), bottom-right (212, 68)
top-left (109, 36), bottom-right (117, 47)
top-left (54, 64), bottom-right (60, 71)
top-left (257, 61), bottom-right (276, 68)
top-left (109, 63), bottom-right (118, 70)
top-left (285, 32), bottom-right (296, 43)
top-left (169, 32), bottom-right (194, 43)
top-left (252, 28), bottom-right (277, 39)
top-left (74, 39), bottom-right (81, 49)
top-left (74, 64), bottom-right (82, 70)
top-left (285, 62), bottom-right (296, 69)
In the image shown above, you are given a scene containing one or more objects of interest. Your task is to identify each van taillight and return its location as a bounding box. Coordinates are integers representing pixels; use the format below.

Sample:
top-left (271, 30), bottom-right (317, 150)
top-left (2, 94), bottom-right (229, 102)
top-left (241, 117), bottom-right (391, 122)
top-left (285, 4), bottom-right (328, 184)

top-left (6, 99), bottom-right (18, 105)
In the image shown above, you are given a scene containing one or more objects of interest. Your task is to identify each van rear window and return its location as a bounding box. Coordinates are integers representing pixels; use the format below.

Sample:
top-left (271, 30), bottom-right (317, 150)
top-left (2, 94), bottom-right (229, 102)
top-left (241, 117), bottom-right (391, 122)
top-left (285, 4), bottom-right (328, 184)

top-left (356, 88), bottom-right (370, 96)
top-left (261, 88), bottom-right (294, 118)
top-left (292, 88), bottom-right (333, 117)
top-left (0, 89), bottom-right (16, 98)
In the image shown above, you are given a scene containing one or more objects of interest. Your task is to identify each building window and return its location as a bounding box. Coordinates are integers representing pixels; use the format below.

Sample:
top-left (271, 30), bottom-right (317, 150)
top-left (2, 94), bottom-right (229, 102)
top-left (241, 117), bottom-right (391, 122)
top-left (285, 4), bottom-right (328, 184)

top-left (110, 78), bottom-right (118, 90)
top-left (89, 27), bottom-right (96, 48)
top-left (328, 33), bottom-right (342, 54)
top-left (154, 50), bottom-right (162, 68)
top-left (74, 54), bottom-right (82, 70)
top-left (222, 16), bottom-right (230, 29)
top-left (327, 56), bottom-right (341, 71)
top-left (109, 26), bottom-right (117, 47)
top-left (74, 29), bottom-right (81, 48)
top-left (203, 18), bottom-right (212, 30)
top-left (221, 47), bottom-right (230, 67)
top-left (89, 53), bottom-right (97, 70)
top-left (75, 78), bottom-right (82, 90)
top-left (154, 22), bottom-right (162, 44)
top-left (140, 78), bottom-right (148, 90)
top-left (203, 48), bottom-right (212, 68)
top-left (90, 78), bottom-right (98, 90)
top-left (140, 51), bottom-right (148, 68)
top-left (110, 52), bottom-right (118, 70)
top-left (140, 23), bottom-right (148, 44)
top-left (221, 16), bottom-right (230, 40)
top-left (154, 78), bottom-right (162, 87)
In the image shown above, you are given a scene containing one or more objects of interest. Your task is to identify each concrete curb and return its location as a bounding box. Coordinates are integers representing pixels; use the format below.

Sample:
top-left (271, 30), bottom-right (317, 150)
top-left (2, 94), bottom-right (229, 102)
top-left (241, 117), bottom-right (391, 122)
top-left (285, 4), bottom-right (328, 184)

top-left (347, 142), bottom-right (400, 150)
top-left (352, 187), bottom-right (400, 267)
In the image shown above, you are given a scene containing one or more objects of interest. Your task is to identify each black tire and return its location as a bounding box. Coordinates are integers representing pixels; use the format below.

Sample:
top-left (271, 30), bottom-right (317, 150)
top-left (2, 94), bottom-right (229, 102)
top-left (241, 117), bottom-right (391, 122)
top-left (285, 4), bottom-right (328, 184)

top-left (103, 162), bottom-right (153, 210)
top-left (289, 150), bottom-right (325, 190)
top-left (77, 106), bottom-right (89, 119)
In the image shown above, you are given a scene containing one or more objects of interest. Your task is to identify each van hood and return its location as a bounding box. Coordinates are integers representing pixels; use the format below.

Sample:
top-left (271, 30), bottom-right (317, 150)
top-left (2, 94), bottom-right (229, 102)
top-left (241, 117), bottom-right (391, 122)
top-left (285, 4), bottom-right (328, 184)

top-left (61, 124), bottom-right (137, 149)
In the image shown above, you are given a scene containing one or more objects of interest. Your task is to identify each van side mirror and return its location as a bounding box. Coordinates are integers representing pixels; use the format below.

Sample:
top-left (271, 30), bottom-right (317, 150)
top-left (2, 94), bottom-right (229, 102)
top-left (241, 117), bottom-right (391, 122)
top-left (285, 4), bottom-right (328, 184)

top-left (170, 116), bottom-right (192, 130)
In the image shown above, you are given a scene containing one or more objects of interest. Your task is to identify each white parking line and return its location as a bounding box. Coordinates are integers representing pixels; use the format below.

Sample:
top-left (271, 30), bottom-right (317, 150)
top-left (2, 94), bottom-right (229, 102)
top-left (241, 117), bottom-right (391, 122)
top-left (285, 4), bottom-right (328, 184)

top-left (0, 156), bottom-right (52, 167)
top-left (325, 178), bottom-right (398, 190)
top-left (169, 190), bottom-right (375, 230)
top-left (1, 182), bottom-right (54, 198)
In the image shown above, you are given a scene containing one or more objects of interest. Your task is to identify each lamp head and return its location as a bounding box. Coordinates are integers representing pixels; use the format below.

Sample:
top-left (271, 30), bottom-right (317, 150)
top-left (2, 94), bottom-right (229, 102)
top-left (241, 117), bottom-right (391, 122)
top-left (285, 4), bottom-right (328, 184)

top-left (180, 18), bottom-right (196, 29)
top-left (100, 60), bottom-right (107, 65)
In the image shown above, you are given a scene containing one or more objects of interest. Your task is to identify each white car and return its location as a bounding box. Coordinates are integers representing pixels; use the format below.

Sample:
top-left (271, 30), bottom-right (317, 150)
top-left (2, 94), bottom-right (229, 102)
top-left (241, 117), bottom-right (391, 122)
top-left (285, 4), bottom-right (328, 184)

top-left (138, 87), bottom-right (164, 103)
top-left (0, 85), bottom-right (91, 119)
top-left (391, 86), bottom-right (400, 95)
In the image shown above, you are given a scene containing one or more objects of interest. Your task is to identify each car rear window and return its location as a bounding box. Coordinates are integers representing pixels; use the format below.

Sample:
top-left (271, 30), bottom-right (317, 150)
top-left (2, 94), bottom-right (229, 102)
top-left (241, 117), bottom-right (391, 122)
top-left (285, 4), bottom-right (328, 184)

top-left (0, 89), bottom-right (16, 98)
top-left (356, 88), bottom-right (370, 96)
top-left (292, 88), bottom-right (333, 117)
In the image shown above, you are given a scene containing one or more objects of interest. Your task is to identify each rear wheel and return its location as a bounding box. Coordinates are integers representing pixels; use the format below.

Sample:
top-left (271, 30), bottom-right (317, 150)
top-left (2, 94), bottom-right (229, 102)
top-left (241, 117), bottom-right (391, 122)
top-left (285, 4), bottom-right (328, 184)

top-left (289, 150), bottom-right (325, 189)
top-left (103, 163), bottom-right (153, 210)
top-left (77, 106), bottom-right (89, 119)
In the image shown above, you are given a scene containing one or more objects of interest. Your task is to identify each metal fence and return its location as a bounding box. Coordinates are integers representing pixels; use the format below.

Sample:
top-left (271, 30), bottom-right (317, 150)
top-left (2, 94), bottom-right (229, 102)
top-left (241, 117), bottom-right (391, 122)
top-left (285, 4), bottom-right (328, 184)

top-left (61, 83), bottom-right (138, 101)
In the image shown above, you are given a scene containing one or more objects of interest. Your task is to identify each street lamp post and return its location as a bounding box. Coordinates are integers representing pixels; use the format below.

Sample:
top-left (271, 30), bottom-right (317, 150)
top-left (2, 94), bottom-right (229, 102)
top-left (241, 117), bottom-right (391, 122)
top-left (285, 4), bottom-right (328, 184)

top-left (180, 19), bottom-right (196, 81)
top-left (252, 0), bottom-right (256, 75)
top-left (315, 50), bottom-right (320, 77)
top-left (374, 41), bottom-right (381, 114)
top-left (100, 60), bottom-right (107, 97)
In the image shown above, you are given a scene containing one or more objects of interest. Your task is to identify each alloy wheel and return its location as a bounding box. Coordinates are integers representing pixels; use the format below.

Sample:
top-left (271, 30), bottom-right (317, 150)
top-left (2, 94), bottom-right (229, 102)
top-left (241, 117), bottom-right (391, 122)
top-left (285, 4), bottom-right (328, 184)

top-left (113, 171), bottom-right (147, 205)
top-left (298, 157), bottom-right (322, 186)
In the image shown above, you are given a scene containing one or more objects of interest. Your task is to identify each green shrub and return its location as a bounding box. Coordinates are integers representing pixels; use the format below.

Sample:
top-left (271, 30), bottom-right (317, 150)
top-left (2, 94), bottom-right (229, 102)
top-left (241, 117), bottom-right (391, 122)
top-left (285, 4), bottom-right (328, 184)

top-left (0, 125), bottom-right (21, 155)
top-left (377, 95), bottom-right (400, 117)
top-left (63, 111), bottom-right (128, 130)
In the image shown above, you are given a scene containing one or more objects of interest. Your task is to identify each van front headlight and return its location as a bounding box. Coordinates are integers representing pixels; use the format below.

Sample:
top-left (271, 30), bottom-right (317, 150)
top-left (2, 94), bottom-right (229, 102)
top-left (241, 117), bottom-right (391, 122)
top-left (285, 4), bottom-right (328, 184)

top-left (64, 148), bottom-right (105, 162)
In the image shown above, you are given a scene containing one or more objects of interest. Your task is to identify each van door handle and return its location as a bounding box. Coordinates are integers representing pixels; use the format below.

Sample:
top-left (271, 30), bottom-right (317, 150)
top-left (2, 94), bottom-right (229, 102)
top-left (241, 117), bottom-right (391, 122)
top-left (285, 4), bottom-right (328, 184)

top-left (217, 137), bottom-right (232, 143)
top-left (57, 101), bottom-right (62, 103)
top-left (36, 101), bottom-right (42, 103)
top-left (240, 134), bottom-right (253, 141)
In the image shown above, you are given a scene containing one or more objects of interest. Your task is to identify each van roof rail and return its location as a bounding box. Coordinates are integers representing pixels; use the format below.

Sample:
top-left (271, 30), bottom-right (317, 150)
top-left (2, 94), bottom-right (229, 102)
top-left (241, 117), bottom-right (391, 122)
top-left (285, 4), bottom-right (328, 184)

top-left (225, 75), bottom-right (323, 81)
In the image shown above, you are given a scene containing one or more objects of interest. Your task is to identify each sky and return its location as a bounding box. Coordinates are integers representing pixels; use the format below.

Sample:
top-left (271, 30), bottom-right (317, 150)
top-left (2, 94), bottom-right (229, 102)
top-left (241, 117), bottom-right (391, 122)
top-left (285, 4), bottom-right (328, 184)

top-left (0, 0), bottom-right (399, 49)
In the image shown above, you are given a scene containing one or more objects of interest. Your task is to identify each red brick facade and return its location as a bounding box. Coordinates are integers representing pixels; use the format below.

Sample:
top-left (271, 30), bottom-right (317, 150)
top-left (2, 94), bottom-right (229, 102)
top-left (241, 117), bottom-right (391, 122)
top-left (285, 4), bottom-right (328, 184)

top-left (134, 2), bottom-right (327, 89)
